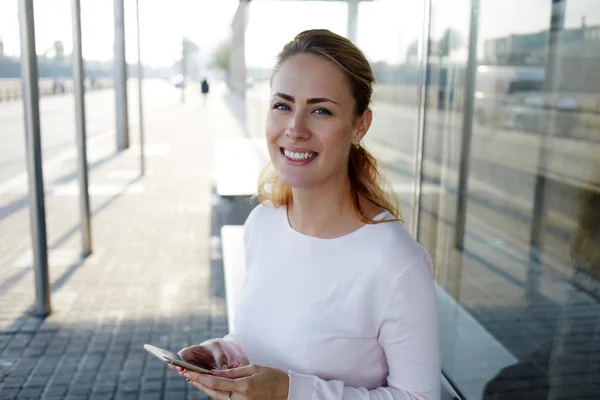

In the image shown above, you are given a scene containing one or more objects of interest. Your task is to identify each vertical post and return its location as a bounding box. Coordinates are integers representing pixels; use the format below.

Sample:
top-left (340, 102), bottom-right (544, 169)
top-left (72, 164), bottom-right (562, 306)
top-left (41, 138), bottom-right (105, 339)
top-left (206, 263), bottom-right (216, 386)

top-left (136, 0), bottom-right (145, 175)
top-left (410, 0), bottom-right (432, 239)
top-left (229, 1), bottom-right (247, 97)
top-left (181, 37), bottom-right (186, 103)
top-left (347, 0), bottom-right (359, 43)
top-left (527, 0), bottom-right (566, 302)
top-left (454, 0), bottom-right (480, 251)
top-left (18, 0), bottom-right (51, 316)
top-left (114, 0), bottom-right (129, 150)
top-left (71, 0), bottom-right (92, 256)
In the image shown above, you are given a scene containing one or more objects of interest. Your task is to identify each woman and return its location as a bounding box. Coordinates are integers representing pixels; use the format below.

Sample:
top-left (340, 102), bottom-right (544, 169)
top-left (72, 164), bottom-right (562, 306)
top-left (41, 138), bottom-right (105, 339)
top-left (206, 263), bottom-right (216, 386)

top-left (173, 29), bottom-right (441, 400)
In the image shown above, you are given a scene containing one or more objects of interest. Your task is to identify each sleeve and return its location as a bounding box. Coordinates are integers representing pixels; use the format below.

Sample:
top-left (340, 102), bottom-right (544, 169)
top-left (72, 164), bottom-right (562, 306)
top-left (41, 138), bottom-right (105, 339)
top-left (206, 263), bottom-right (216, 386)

top-left (219, 334), bottom-right (250, 366)
top-left (286, 253), bottom-right (441, 400)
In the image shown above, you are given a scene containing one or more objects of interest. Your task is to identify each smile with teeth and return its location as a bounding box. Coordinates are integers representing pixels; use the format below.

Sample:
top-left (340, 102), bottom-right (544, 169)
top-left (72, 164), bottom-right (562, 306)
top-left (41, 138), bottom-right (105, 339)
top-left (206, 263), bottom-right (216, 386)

top-left (282, 148), bottom-right (317, 161)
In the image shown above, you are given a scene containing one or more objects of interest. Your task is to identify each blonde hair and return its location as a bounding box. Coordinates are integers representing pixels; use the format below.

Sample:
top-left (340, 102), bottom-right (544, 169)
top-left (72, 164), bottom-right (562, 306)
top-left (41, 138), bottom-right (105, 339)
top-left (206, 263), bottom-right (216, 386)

top-left (257, 29), bottom-right (401, 224)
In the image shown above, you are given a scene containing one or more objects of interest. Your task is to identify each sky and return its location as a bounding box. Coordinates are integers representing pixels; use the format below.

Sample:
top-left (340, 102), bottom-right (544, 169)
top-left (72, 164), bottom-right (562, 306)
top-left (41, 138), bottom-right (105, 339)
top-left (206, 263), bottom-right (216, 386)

top-left (0, 0), bottom-right (239, 67)
top-left (0, 0), bottom-right (599, 69)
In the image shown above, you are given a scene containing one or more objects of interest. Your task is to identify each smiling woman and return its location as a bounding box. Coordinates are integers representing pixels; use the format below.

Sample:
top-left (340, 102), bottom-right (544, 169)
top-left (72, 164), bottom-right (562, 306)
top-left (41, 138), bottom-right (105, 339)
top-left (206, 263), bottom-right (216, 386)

top-left (259, 29), bottom-right (401, 224)
top-left (175, 29), bottom-right (441, 400)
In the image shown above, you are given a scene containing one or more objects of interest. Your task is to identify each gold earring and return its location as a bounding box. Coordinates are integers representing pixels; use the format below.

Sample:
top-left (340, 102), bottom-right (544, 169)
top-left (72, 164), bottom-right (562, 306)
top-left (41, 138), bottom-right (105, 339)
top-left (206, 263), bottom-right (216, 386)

top-left (354, 143), bottom-right (360, 149)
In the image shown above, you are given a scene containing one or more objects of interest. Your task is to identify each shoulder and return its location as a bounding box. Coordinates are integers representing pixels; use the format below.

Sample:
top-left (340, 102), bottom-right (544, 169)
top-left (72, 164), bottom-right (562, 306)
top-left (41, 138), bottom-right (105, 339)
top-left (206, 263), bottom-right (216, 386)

top-left (364, 218), bottom-right (433, 280)
top-left (243, 202), bottom-right (283, 243)
top-left (243, 203), bottom-right (283, 261)
top-left (244, 202), bottom-right (280, 230)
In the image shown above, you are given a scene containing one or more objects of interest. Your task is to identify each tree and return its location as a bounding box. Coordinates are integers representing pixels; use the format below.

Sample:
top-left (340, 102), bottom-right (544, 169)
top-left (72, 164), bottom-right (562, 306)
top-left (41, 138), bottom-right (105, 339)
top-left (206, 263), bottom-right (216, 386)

top-left (53, 40), bottom-right (65, 63)
top-left (211, 40), bottom-right (231, 73)
top-left (181, 37), bottom-right (199, 79)
top-left (182, 37), bottom-right (199, 56)
top-left (406, 40), bottom-right (419, 63)
top-left (438, 29), bottom-right (462, 58)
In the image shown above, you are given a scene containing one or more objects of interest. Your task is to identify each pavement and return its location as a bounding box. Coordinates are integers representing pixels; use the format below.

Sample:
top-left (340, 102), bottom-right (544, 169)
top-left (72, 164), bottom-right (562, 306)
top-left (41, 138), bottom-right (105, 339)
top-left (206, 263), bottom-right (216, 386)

top-left (0, 82), bottom-right (243, 399)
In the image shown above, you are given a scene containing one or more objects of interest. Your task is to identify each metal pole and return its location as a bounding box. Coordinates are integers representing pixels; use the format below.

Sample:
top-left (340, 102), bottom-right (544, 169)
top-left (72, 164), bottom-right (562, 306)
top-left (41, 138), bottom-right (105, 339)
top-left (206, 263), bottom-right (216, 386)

top-left (454, 0), bottom-right (480, 251)
top-left (181, 38), bottom-right (186, 103)
top-left (409, 0), bottom-right (432, 239)
top-left (346, 0), bottom-right (358, 43)
top-left (527, 0), bottom-right (566, 302)
top-left (18, 0), bottom-right (51, 316)
top-left (71, 0), bottom-right (92, 256)
top-left (136, 0), bottom-right (145, 175)
top-left (114, 0), bottom-right (129, 150)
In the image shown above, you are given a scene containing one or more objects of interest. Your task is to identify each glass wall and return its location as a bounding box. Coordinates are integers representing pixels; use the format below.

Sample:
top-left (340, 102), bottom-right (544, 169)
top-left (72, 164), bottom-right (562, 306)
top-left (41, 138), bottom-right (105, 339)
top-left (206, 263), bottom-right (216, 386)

top-left (419, 0), bottom-right (600, 398)
top-left (358, 0), bottom-right (425, 230)
top-left (243, 1), bottom-right (598, 398)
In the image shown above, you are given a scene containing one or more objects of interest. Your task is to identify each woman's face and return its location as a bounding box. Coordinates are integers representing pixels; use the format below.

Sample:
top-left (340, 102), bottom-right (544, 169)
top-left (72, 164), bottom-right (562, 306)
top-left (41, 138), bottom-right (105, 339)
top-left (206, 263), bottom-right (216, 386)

top-left (266, 53), bottom-right (370, 189)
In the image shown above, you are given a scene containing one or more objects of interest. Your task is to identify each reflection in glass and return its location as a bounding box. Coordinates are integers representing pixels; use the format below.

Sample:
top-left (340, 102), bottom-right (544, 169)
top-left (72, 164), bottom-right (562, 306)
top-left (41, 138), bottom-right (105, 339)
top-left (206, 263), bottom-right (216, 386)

top-left (418, 0), bottom-right (600, 398)
top-left (361, 0), bottom-right (426, 230)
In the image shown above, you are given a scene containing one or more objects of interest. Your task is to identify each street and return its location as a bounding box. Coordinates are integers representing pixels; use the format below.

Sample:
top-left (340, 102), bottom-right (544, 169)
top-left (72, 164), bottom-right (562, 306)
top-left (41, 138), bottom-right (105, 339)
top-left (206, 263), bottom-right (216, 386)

top-left (0, 79), bottom-right (187, 188)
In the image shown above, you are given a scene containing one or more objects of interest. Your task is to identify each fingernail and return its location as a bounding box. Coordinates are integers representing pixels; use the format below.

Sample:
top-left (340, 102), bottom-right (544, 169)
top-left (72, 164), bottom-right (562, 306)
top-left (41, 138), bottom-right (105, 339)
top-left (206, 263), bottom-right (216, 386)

top-left (211, 369), bottom-right (221, 375)
top-left (176, 366), bottom-right (182, 372)
top-left (220, 364), bottom-right (228, 371)
top-left (232, 362), bottom-right (240, 368)
top-left (183, 372), bottom-right (191, 379)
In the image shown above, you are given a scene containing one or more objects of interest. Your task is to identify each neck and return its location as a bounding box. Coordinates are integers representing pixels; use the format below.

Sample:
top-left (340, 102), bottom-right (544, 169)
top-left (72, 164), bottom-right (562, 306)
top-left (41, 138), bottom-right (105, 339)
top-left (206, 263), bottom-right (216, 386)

top-left (287, 176), bottom-right (358, 238)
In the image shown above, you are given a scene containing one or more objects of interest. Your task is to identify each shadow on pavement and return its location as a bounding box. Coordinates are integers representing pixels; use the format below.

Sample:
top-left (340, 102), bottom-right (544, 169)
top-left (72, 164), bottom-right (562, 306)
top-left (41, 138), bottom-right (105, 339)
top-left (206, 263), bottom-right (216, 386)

top-left (0, 174), bottom-right (144, 306)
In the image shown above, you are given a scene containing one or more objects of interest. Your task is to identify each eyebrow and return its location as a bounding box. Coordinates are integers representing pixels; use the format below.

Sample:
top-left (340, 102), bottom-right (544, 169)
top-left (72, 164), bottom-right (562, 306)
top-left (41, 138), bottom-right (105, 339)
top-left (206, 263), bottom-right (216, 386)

top-left (273, 92), bottom-right (340, 106)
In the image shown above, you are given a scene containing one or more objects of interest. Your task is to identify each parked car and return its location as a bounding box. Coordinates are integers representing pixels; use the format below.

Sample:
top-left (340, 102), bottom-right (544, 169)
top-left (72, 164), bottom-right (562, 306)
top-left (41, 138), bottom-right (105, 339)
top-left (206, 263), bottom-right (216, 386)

top-left (474, 65), bottom-right (545, 125)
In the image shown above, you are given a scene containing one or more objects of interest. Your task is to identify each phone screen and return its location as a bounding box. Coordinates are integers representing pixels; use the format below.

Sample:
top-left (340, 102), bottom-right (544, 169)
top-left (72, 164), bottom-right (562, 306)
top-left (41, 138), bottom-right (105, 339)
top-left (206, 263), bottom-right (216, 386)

top-left (144, 344), bottom-right (213, 374)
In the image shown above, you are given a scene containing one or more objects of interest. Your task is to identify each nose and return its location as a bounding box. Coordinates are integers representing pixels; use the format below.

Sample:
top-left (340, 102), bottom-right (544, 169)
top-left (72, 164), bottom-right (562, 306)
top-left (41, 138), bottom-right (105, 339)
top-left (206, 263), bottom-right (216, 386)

top-left (285, 112), bottom-right (310, 140)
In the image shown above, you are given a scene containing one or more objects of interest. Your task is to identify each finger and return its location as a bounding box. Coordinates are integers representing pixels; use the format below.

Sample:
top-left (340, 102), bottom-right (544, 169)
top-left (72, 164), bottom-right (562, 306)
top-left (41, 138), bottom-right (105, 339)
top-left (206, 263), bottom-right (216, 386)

top-left (211, 364), bottom-right (257, 378)
top-left (191, 381), bottom-right (229, 400)
top-left (186, 372), bottom-right (241, 393)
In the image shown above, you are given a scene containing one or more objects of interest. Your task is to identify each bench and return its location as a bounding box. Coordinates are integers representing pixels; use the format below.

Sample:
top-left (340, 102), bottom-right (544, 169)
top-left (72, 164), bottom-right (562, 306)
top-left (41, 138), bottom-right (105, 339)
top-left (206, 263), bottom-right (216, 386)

top-left (213, 137), bottom-right (269, 197)
top-left (214, 137), bottom-right (268, 333)
top-left (220, 225), bottom-right (246, 333)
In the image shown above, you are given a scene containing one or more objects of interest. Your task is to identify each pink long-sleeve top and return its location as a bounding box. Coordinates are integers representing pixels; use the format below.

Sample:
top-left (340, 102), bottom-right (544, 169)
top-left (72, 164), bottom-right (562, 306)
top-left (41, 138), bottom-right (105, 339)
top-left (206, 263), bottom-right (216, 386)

top-left (221, 204), bottom-right (441, 400)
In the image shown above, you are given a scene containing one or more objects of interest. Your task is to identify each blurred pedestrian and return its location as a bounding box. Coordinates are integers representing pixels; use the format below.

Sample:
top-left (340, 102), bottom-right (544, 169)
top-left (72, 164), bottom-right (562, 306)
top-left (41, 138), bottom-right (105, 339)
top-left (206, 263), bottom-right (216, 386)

top-left (201, 78), bottom-right (210, 106)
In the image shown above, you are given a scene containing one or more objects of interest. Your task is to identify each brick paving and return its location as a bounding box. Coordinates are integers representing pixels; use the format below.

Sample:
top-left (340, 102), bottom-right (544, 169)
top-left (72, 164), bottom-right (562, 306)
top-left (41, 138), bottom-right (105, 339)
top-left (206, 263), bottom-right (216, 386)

top-left (0, 84), bottom-right (244, 399)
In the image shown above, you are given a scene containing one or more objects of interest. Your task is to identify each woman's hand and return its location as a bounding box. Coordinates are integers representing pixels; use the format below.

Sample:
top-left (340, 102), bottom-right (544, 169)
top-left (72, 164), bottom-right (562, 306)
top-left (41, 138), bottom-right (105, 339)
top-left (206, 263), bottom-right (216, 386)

top-left (179, 364), bottom-right (290, 400)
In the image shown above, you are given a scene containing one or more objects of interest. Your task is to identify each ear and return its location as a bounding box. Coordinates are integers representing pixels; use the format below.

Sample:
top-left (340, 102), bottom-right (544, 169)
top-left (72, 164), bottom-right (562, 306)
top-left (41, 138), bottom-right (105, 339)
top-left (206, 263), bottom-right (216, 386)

top-left (353, 108), bottom-right (373, 144)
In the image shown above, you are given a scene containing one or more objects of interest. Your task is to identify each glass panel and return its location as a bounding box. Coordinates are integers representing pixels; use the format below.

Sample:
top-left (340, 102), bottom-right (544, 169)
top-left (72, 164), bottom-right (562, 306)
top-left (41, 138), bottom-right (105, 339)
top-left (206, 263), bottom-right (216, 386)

top-left (422, 0), bottom-right (600, 398)
top-left (359, 0), bottom-right (425, 229)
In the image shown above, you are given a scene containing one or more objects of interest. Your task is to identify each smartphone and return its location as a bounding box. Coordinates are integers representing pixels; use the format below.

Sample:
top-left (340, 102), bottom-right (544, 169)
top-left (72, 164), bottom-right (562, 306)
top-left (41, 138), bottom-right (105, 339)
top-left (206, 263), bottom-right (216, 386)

top-left (144, 344), bottom-right (214, 374)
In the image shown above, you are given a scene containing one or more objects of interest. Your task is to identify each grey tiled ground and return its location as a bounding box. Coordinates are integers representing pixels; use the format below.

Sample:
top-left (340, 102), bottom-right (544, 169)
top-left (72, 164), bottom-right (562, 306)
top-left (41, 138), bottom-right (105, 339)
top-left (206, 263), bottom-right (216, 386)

top-left (0, 85), bottom-right (244, 399)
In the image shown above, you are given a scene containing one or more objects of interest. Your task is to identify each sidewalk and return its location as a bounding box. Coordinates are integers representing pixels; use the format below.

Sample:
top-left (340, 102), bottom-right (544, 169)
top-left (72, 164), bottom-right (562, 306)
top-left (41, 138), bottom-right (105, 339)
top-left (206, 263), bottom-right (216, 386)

top-left (0, 83), bottom-right (246, 399)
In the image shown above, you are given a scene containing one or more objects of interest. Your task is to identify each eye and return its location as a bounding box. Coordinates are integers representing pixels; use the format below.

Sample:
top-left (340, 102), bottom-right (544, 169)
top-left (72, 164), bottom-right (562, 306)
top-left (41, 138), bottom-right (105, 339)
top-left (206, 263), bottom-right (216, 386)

top-left (272, 102), bottom-right (291, 111)
top-left (313, 107), bottom-right (332, 116)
